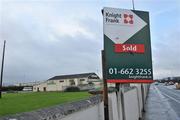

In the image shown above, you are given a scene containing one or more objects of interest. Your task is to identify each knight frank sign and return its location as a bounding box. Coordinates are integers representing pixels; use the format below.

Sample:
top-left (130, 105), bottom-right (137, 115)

top-left (103, 7), bottom-right (153, 83)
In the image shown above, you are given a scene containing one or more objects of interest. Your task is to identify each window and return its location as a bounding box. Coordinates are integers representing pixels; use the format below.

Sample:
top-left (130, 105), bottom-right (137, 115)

top-left (59, 80), bottom-right (64, 83)
top-left (69, 79), bottom-right (75, 85)
top-left (80, 79), bottom-right (85, 81)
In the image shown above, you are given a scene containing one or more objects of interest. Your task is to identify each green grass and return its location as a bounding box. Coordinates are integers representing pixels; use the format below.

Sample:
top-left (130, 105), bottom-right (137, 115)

top-left (0, 92), bottom-right (90, 117)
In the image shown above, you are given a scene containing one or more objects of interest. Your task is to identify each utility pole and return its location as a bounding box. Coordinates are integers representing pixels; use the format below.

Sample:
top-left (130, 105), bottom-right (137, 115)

top-left (0, 40), bottom-right (6, 98)
top-left (132, 0), bottom-right (135, 10)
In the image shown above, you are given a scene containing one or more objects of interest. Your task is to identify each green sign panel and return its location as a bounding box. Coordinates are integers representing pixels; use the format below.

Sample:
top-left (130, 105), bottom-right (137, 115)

top-left (103, 7), bottom-right (153, 83)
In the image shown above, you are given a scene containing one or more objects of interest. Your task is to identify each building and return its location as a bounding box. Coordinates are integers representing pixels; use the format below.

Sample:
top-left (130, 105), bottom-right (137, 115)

top-left (159, 76), bottom-right (180, 83)
top-left (33, 73), bottom-right (102, 92)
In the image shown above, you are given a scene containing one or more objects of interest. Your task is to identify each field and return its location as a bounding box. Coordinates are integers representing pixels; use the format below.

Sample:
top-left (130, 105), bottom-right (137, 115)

top-left (0, 92), bottom-right (90, 117)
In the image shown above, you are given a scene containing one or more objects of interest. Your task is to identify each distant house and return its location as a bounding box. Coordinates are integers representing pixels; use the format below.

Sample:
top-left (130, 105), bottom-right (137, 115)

top-left (33, 73), bottom-right (102, 92)
top-left (159, 76), bottom-right (180, 83)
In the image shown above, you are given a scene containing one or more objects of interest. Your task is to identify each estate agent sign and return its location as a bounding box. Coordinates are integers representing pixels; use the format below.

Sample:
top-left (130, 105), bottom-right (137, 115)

top-left (103, 7), bottom-right (153, 83)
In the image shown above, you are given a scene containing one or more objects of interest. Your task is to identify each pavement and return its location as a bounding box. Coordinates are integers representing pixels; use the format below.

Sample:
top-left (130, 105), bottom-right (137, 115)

top-left (144, 84), bottom-right (180, 120)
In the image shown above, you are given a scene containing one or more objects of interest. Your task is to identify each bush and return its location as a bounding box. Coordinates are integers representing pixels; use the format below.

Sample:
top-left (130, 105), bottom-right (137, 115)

top-left (64, 86), bottom-right (80, 92)
top-left (2, 86), bottom-right (24, 91)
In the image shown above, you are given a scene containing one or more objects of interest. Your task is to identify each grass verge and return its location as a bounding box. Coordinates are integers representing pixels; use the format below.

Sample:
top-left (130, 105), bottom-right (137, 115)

top-left (0, 92), bottom-right (90, 116)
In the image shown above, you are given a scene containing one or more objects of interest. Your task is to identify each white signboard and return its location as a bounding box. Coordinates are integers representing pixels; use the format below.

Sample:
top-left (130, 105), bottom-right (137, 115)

top-left (103, 7), bottom-right (147, 44)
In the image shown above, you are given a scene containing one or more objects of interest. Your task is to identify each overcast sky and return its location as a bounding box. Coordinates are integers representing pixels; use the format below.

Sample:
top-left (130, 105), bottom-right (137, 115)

top-left (0, 0), bottom-right (180, 84)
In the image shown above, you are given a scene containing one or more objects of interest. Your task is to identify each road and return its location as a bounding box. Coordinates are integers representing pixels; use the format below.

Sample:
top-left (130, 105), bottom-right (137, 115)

top-left (156, 84), bottom-right (180, 118)
top-left (144, 84), bottom-right (180, 120)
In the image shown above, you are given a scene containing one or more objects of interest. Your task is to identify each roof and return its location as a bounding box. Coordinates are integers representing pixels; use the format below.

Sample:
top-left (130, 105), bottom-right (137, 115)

top-left (48, 73), bottom-right (100, 80)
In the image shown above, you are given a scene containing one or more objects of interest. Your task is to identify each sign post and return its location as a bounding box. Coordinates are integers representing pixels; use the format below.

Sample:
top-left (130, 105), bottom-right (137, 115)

top-left (101, 50), bottom-right (109, 120)
top-left (103, 7), bottom-right (153, 83)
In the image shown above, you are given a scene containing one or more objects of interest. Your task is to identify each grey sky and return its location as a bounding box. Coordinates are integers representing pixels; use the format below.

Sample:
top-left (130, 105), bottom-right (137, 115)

top-left (0, 0), bottom-right (180, 84)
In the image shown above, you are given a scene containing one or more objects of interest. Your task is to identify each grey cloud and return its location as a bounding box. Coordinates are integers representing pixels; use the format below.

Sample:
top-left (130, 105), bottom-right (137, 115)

top-left (152, 29), bottom-right (180, 79)
top-left (1, 11), bottom-right (102, 84)
top-left (1, 0), bottom-right (180, 85)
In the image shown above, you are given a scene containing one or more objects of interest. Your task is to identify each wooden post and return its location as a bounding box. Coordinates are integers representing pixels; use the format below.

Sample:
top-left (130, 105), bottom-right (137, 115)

top-left (120, 84), bottom-right (126, 120)
top-left (0, 40), bottom-right (6, 98)
top-left (101, 50), bottom-right (109, 120)
top-left (141, 84), bottom-right (146, 112)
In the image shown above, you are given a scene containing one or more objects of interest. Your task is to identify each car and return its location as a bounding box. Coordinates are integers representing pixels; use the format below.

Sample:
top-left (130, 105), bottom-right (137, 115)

top-left (175, 83), bottom-right (180, 89)
top-left (88, 88), bottom-right (103, 95)
top-left (168, 81), bottom-right (174, 85)
top-left (154, 82), bottom-right (159, 85)
top-left (164, 82), bottom-right (169, 86)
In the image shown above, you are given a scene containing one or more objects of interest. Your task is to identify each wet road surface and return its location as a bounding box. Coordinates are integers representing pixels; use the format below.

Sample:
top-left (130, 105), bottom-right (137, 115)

top-left (156, 84), bottom-right (180, 118)
top-left (144, 84), bottom-right (180, 120)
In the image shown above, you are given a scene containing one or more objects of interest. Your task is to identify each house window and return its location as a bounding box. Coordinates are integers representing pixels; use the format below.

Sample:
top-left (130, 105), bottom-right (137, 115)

top-left (59, 80), bottom-right (64, 83)
top-left (69, 80), bottom-right (75, 85)
top-left (80, 79), bottom-right (85, 81)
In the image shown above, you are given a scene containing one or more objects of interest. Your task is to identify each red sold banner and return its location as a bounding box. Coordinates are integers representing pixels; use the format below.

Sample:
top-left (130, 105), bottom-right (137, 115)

top-left (114, 44), bottom-right (145, 53)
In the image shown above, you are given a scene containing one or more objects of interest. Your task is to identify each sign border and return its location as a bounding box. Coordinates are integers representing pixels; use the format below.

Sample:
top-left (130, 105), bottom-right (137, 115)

top-left (103, 7), bottom-right (154, 83)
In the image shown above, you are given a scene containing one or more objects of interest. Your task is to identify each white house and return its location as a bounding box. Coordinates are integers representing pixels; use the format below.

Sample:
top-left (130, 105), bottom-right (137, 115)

top-left (33, 73), bottom-right (102, 92)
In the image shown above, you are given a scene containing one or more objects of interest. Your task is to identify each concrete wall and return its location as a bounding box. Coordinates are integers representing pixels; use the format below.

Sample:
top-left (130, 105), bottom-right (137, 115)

top-left (108, 93), bottom-right (122, 120)
top-left (124, 88), bottom-right (139, 120)
top-left (61, 102), bottom-right (104, 120)
top-left (1, 84), bottom-right (150, 120)
top-left (62, 83), bottom-right (150, 120)
top-left (107, 84), bottom-right (150, 120)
